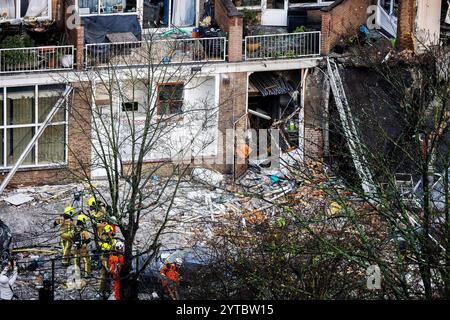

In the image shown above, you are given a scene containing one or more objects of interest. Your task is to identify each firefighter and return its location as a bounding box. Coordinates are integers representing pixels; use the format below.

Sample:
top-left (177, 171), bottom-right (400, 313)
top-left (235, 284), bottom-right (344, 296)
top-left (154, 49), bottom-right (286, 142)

top-left (53, 206), bottom-right (76, 265)
top-left (87, 197), bottom-right (107, 235)
top-left (88, 197), bottom-right (116, 244)
top-left (108, 241), bottom-right (124, 300)
top-left (72, 214), bottom-right (92, 278)
top-left (98, 224), bottom-right (116, 299)
top-left (160, 259), bottom-right (181, 300)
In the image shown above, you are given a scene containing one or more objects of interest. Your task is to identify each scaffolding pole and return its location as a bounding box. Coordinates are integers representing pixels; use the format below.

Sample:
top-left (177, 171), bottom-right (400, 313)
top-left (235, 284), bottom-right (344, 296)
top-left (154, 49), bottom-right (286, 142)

top-left (0, 86), bottom-right (73, 195)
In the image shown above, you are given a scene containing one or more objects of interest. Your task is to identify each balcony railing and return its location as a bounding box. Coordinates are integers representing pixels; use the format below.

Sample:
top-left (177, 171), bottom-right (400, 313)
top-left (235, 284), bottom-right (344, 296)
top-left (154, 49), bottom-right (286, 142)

top-left (244, 32), bottom-right (321, 61)
top-left (85, 37), bottom-right (227, 68)
top-left (0, 45), bottom-right (75, 74)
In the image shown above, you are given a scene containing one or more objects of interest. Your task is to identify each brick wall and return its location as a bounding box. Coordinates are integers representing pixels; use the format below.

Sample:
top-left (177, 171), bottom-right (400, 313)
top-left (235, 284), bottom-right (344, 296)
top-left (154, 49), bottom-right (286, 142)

top-left (397, 0), bottom-right (416, 50)
top-left (214, 0), bottom-right (244, 62)
top-left (0, 84), bottom-right (92, 188)
top-left (321, 0), bottom-right (372, 55)
top-left (216, 72), bottom-right (248, 174)
top-left (304, 69), bottom-right (327, 161)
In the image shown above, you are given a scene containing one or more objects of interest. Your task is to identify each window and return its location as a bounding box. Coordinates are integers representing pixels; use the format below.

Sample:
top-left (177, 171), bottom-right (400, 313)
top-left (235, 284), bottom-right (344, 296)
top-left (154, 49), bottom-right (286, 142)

top-left (379, 0), bottom-right (399, 18)
top-left (157, 83), bottom-right (183, 116)
top-left (0, 85), bottom-right (68, 169)
top-left (0, 0), bottom-right (52, 21)
top-left (267, 0), bottom-right (285, 9)
top-left (289, 0), bottom-right (334, 6)
top-left (77, 0), bottom-right (137, 15)
top-left (122, 101), bottom-right (139, 112)
top-left (233, 0), bottom-right (261, 7)
top-left (143, 0), bottom-right (197, 28)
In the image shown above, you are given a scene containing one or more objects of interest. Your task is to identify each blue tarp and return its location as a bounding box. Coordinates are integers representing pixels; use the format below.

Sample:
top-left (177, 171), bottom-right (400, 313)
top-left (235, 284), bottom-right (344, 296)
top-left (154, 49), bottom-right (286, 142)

top-left (83, 15), bottom-right (142, 44)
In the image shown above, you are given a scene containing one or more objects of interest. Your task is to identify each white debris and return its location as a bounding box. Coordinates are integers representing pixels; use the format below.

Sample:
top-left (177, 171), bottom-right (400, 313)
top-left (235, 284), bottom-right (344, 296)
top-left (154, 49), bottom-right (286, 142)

top-left (3, 193), bottom-right (34, 206)
top-left (191, 168), bottom-right (224, 188)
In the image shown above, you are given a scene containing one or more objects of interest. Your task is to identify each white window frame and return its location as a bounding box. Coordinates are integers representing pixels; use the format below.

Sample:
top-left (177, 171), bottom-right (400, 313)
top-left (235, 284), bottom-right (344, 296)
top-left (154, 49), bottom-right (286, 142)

top-left (141, 0), bottom-right (200, 31)
top-left (0, 0), bottom-right (52, 22)
top-left (0, 85), bottom-right (69, 170)
top-left (289, 0), bottom-right (334, 8)
top-left (77, 0), bottom-right (140, 17)
top-left (378, 0), bottom-right (398, 18)
top-left (235, 1), bottom-right (335, 10)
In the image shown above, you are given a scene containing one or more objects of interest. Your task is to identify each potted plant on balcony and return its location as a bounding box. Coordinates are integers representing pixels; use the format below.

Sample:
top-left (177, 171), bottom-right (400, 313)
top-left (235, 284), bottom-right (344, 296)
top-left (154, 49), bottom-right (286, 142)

top-left (0, 34), bottom-right (35, 71)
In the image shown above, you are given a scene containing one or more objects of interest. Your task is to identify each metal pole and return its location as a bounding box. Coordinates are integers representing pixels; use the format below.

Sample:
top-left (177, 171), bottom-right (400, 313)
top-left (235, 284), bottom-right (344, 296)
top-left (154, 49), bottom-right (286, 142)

top-left (0, 87), bottom-right (73, 194)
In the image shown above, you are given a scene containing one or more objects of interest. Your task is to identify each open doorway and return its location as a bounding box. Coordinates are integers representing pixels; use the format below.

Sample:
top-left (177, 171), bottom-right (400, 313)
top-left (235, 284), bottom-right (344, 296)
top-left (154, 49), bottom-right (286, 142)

top-left (247, 70), bottom-right (302, 165)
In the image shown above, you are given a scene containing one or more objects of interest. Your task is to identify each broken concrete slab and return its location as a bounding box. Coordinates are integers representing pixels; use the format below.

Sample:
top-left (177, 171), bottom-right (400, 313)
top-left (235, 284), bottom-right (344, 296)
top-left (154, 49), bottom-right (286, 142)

top-left (3, 194), bottom-right (34, 206)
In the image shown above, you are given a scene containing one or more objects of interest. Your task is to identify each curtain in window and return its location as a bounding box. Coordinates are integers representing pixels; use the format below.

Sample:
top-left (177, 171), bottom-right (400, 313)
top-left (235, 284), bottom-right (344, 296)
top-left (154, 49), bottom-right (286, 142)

top-left (24, 0), bottom-right (48, 17)
top-left (0, 0), bottom-right (16, 19)
top-left (38, 125), bottom-right (65, 164)
top-left (7, 127), bottom-right (34, 165)
top-left (7, 95), bottom-right (34, 125)
top-left (171, 0), bottom-right (195, 27)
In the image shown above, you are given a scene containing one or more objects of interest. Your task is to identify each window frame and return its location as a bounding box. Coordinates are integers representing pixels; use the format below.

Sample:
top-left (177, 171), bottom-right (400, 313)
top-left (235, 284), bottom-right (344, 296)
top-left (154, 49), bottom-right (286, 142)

top-left (0, 85), bottom-right (69, 171)
top-left (141, 0), bottom-right (200, 30)
top-left (0, 0), bottom-right (53, 22)
top-left (76, 0), bottom-right (140, 17)
top-left (288, 0), bottom-right (335, 8)
top-left (156, 82), bottom-right (184, 117)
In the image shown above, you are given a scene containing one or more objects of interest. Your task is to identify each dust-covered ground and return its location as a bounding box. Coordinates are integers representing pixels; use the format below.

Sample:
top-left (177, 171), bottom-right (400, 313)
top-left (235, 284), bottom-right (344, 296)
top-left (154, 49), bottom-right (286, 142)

top-left (0, 168), bottom-right (292, 300)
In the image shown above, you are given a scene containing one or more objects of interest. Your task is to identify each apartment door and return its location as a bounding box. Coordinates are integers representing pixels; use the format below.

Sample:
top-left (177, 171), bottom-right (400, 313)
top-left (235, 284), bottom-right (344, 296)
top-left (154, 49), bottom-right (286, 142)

top-left (261, 0), bottom-right (288, 26)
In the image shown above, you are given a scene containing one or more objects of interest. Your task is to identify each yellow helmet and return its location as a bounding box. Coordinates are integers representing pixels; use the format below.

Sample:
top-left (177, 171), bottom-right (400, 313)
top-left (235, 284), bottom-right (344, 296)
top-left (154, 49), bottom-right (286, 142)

top-left (88, 196), bottom-right (96, 207)
top-left (64, 206), bottom-right (74, 217)
top-left (77, 214), bottom-right (88, 224)
top-left (101, 242), bottom-right (112, 251)
top-left (329, 202), bottom-right (343, 215)
top-left (104, 224), bottom-right (113, 233)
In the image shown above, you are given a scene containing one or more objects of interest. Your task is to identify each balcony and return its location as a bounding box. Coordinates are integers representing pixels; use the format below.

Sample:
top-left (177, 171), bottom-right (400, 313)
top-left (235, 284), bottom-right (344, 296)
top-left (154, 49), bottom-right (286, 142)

top-left (84, 37), bottom-right (227, 68)
top-left (0, 45), bottom-right (75, 74)
top-left (244, 31), bottom-right (321, 60)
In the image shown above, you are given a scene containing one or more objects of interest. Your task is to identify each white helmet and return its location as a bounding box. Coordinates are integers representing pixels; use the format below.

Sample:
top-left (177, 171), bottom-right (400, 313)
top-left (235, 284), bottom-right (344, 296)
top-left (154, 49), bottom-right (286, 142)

top-left (115, 241), bottom-right (125, 252)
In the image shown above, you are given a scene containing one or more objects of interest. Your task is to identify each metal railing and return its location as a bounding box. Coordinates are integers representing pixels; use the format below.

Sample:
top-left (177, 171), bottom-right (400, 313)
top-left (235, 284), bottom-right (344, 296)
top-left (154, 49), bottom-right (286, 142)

top-left (85, 37), bottom-right (227, 68)
top-left (244, 31), bottom-right (321, 60)
top-left (0, 45), bottom-right (74, 73)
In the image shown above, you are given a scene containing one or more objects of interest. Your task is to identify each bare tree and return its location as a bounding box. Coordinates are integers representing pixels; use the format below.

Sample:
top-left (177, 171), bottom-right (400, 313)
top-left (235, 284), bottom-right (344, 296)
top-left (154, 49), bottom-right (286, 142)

top-left (62, 32), bottom-right (224, 299)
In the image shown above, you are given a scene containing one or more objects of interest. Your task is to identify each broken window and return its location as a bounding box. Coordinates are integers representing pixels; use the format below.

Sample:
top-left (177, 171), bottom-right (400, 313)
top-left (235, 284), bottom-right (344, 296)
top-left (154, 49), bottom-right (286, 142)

top-left (157, 83), bottom-right (183, 116)
top-left (0, 85), bottom-right (68, 169)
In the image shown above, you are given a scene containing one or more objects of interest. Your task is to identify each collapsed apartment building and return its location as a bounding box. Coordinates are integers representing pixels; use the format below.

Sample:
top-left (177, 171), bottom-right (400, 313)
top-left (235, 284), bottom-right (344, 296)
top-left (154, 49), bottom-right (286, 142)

top-left (0, 0), bottom-right (448, 190)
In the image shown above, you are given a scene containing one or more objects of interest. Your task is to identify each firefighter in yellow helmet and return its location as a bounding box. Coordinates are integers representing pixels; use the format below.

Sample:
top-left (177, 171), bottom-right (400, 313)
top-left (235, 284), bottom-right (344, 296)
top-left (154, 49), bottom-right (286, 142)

top-left (98, 224), bottom-right (116, 299)
top-left (72, 214), bottom-right (92, 278)
top-left (53, 206), bottom-right (76, 265)
top-left (87, 196), bottom-right (109, 248)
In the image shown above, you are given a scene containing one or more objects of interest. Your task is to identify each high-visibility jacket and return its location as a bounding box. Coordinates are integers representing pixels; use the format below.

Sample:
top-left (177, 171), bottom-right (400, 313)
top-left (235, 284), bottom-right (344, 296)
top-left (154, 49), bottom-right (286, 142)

top-left (54, 218), bottom-right (75, 240)
top-left (74, 226), bottom-right (91, 248)
top-left (108, 254), bottom-right (124, 279)
top-left (160, 263), bottom-right (180, 286)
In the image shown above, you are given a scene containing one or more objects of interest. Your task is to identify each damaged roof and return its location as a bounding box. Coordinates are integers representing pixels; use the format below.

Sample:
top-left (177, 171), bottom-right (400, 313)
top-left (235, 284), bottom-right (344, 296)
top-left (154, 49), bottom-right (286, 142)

top-left (249, 72), bottom-right (294, 97)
